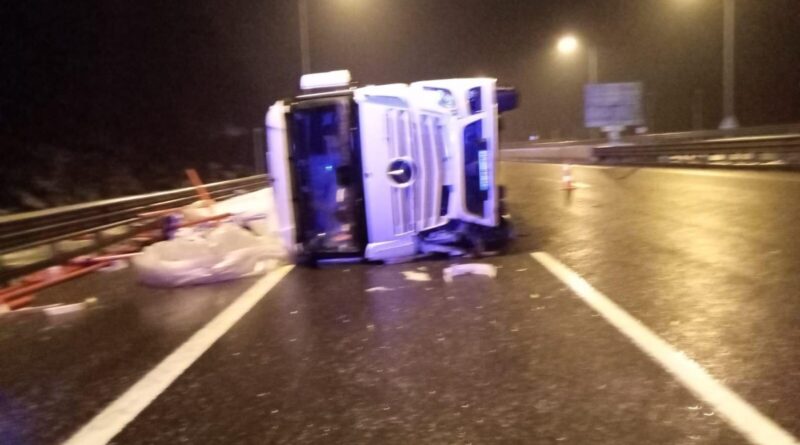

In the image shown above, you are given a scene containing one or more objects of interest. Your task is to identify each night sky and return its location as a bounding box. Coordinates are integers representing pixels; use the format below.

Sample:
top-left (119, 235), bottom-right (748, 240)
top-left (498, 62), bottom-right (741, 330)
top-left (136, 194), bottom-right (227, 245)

top-left (1, 0), bottom-right (799, 205)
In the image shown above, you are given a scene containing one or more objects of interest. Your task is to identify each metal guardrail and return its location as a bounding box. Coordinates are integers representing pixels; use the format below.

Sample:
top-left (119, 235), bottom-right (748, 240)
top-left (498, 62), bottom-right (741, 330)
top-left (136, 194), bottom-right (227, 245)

top-left (0, 175), bottom-right (270, 283)
top-left (501, 133), bottom-right (800, 167)
top-left (593, 135), bottom-right (800, 164)
top-left (628, 123), bottom-right (800, 144)
top-left (594, 134), bottom-right (800, 165)
top-left (502, 123), bottom-right (800, 150)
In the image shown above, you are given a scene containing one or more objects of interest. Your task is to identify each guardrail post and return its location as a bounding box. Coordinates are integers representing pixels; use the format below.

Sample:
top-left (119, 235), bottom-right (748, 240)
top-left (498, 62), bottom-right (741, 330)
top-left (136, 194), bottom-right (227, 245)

top-left (93, 230), bottom-right (104, 254)
top-left (252, 127), bottom-right (267, 174)
top-left (0, 175), bottom-right (269, 283)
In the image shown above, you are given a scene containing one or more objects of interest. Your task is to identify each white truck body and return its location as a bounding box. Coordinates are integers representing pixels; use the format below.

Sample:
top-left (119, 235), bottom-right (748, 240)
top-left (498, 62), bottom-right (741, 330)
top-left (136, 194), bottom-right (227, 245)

top-left (266, 73), bottom-right (515, 262)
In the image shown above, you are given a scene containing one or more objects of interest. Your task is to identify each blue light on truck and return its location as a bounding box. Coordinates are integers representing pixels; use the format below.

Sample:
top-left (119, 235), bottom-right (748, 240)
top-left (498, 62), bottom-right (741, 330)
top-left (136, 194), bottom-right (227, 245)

top-left (478, 149), bottom-right (489, 191)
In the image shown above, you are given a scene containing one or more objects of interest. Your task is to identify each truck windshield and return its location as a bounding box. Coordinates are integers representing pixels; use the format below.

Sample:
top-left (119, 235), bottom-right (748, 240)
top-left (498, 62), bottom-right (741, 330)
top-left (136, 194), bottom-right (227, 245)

top-left (289, 97), bottom-right (365, 255)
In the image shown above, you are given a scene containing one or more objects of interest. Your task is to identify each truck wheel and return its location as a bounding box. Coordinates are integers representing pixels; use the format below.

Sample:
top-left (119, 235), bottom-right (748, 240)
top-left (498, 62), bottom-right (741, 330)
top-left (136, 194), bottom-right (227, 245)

top-left (467, 233), bottom-right (486, 258)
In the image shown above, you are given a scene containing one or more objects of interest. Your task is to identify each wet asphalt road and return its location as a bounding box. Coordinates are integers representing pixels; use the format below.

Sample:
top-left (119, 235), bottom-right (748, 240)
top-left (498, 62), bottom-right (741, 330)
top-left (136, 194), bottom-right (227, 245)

top-left (3, 162), bottom-right (800, 444)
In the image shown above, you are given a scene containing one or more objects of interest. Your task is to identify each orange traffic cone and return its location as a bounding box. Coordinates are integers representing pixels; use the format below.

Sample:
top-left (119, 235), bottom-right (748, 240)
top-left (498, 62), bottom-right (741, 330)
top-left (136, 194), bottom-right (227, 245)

top-left (561, 164), bottom-right (575, 190)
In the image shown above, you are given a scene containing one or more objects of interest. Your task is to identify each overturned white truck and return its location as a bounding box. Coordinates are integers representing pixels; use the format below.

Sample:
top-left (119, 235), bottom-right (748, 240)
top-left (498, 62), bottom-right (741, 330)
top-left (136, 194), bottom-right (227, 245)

top-left (266, 70), bottom-right (517, 263)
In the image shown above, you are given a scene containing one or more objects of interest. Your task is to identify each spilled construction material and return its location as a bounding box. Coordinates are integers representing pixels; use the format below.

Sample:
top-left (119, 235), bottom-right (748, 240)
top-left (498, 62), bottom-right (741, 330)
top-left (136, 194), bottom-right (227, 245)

top-left (132, 223), bottom-right (285, 287)
top-left (43, 302), bottom-right (88, 316)
top-left (401, 271), bottom-right (432, 282)
top-left (366, 286), bottom-right (392, 293)
top-left (132, 188), bottom-right (286, 287)
top-left (443, 263), bottom-right (498, 283)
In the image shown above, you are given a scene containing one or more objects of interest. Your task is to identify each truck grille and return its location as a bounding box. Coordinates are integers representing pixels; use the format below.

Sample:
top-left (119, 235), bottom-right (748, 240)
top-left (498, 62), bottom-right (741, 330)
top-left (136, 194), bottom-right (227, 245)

top-left (385, 109), bottom-right (446, 235)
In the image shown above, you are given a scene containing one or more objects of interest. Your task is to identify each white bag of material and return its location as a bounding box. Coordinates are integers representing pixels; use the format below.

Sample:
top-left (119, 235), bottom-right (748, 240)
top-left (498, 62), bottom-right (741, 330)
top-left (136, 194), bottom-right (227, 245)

top-left (215, 188), bottom-right (273, 217)
top-left (181, 188), bottom-right (280, 236)
top-left (132, 223), bottom-right (285, 287)
top-left (181, 201), bottom-right (216, 223)
top-left (221, 189), bottom-right (280, 238)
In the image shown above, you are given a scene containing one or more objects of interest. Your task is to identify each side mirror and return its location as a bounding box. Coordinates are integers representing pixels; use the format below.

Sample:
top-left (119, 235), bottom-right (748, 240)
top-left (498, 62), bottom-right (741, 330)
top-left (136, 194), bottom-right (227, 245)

top-left (497, 87), bottom-right (518, 113)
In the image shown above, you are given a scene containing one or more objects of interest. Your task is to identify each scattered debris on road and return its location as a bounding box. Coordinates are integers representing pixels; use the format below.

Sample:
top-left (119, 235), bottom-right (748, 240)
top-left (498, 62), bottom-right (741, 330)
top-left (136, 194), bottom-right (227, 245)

top-left (366, 286), bottom-right (393, 293)
top-left (401, 271), bottom-right (432, 282)
top-left (43, 301), bottom-right (88, 317)
top-left (132, 223), bottom-right (285, 287)
top-left (443, 263), bottom-right (498, 283)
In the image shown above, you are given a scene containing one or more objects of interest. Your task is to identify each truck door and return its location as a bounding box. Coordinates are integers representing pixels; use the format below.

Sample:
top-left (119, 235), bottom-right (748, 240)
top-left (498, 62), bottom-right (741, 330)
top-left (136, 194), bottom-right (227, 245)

top-left (288, 96), bottom-right (367, 257)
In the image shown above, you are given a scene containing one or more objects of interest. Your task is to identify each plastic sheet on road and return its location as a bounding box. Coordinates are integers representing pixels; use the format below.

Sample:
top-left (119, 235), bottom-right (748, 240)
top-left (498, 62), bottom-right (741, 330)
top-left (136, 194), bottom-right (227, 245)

top-left (133, 223), bottom-right (285, 288)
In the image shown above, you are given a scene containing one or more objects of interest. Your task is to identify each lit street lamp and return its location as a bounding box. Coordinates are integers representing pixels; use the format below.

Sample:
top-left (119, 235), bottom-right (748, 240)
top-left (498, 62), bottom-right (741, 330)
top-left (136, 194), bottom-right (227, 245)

top-left (555, 35), bottom-right (601, 139)
top-left (556, 35), bottom-right (579, 55)
top-left (556, 35), bottom-right (598, 84)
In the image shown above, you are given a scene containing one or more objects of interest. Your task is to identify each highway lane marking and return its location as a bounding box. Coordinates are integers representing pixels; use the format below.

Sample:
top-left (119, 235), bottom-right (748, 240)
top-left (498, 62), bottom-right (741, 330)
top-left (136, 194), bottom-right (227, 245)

top-left (531, 251), bottom-right (800, 445)
top-left (63, 264), bottom-right (295, 445)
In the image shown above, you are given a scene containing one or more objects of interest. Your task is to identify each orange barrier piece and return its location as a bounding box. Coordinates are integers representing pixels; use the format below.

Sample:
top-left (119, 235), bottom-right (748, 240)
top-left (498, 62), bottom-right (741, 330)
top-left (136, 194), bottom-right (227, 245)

top-left (5, 295), bottom-right (34, 311)
top-left (0, 261), bottom-right (110, 306)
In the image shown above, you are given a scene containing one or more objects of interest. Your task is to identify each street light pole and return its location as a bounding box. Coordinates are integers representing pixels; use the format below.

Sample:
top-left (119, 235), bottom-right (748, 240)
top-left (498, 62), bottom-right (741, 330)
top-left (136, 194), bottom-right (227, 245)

top-left (556, 35), bottom-right (600, 138)
top-left (298, 0), bottom-right (311, 74)
top-left (556, 35), bottom-right (598, 84)
top-left (587, 46), bottom-right (599, 84)
top-left (719, 0), bottom-right (738, 129)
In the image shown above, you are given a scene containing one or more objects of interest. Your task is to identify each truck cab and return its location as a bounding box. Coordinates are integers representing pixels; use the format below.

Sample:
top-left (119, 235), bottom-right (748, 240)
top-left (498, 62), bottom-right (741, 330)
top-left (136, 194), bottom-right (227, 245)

top-left (266, 70), bottom-right (517, 263)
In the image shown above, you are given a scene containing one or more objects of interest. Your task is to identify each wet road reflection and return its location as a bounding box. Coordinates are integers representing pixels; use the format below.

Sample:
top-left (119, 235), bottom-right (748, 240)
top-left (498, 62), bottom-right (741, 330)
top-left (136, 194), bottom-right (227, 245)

top-left (5, 162), bottom-right (800, 444)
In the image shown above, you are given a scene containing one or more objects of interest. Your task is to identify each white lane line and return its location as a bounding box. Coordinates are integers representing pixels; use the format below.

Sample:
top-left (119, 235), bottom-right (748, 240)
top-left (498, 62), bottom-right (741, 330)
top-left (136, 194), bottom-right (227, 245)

top-left (63, 265), bottom-right (295, 445)
top-left (530, 252), bottom-right (799, 445)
